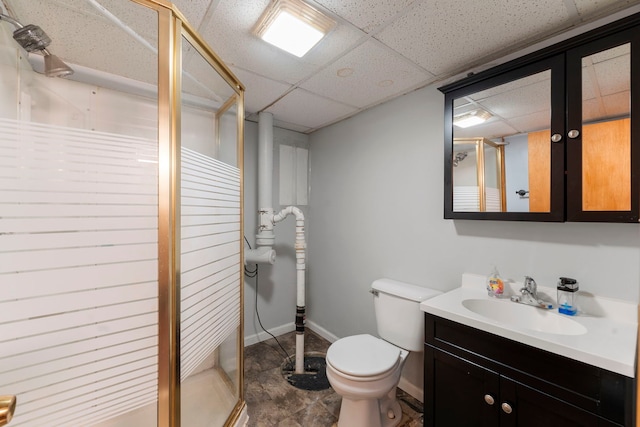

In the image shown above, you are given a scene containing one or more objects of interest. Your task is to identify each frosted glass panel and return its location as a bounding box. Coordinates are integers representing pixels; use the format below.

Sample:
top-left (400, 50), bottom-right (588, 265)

top-left (0, 119), bottom-right (159, 426)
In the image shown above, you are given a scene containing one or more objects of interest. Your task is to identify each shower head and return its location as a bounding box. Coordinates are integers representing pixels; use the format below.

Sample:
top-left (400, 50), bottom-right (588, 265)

top-left (0, 13), bottom-right (73, 77)
top-left (42, 49), bottom-right (74, 78)
top-left (453, 151), bottom-right (468, 167)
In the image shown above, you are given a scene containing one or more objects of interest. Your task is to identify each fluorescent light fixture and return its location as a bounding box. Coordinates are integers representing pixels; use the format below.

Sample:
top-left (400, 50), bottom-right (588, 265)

top-left (453, 109), bottom-right (492, 128)
top-left (254, 0), bottom-right (335, 58)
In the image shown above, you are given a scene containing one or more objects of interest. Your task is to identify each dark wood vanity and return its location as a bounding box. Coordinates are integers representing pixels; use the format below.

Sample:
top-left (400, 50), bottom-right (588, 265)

top-left (440, 11), bottom-right (640, 222)
top-left (423, 313), bottom-right (634, 426)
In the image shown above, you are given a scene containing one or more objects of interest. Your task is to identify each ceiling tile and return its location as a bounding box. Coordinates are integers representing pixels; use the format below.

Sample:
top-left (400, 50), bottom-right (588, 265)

top-left (593, 55), bottom-right (630, 96)
top-left (265, 89), bottom-right (358, 129)
top-left (508, 111), bottom-right (552, 134)
top-left (454, 120), bottom-right (517, 140)
top-left (171, 0), bottom-right (214, 30)
top-left (573, 0), bottom-right (637, 17)
top-left (200, 0), bottom-right (365, 85)
top-left (312, 0), bottom-right (417, 33)
top-left (602, 91), bottom-right (630, 118)
top-left (479, 80), bottom-right (551, 120)
top-left (300, 39), bottom-right (434, 108)
top-left (230, 67), bottom-right (292, 114)
top-left (376, 0), bottom-right (571, 75)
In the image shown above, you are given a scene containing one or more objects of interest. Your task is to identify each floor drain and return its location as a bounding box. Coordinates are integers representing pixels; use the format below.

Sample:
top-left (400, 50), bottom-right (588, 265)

top-left (281, 352), bottom-right (331, 391)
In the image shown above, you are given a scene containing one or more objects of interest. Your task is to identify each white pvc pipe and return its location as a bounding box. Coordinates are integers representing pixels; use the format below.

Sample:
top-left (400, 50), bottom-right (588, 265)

top-left (273, 206), bottom-right (306, 374)
top-left (256, 112), bottom-right (275, 248)
top-left (252, 115), bottom-right (308, 374)
top-left (258, 112), bottom-right (274, 214)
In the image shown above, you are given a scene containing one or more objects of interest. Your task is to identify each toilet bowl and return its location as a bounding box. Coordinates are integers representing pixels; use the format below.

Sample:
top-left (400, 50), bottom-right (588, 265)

top-left (326, 334), bottom-right (409, 427)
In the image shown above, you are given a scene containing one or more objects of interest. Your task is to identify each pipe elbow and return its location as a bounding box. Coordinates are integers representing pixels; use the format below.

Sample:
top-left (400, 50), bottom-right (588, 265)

top-left (273, 206), bottom-right (305, 223)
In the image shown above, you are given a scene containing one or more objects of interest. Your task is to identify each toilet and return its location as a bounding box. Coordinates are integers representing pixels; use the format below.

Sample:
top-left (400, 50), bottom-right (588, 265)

top-left (325, 279), bottom-right (441, 427)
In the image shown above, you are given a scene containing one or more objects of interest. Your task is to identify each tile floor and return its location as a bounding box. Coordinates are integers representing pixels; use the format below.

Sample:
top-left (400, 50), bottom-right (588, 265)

top-left (244, 330), bottom-right (424, 427)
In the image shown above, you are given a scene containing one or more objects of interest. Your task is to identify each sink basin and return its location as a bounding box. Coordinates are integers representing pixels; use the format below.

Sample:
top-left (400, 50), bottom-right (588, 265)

top-left (462, 298), bottom-right (587, 336)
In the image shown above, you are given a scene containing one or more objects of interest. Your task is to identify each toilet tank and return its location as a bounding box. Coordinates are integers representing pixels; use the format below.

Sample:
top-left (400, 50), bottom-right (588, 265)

top-left (372, 278), bottom-right (441, 352)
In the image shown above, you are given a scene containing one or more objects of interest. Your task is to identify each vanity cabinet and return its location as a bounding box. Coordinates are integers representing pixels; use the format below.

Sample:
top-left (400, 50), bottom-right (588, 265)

top-left (440, 12), bottom-right (640, 222)
top-left (424, 314), bottom-right (634, 426)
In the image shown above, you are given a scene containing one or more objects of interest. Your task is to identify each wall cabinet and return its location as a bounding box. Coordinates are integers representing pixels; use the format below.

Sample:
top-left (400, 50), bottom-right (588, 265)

top-left (424, 314), bottom-right (634, 426)
top-left (440, 13), bottom-right (640, 222)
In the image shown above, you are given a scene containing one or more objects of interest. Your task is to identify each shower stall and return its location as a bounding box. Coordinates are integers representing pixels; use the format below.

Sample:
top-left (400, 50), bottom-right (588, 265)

top-left (0, 1), bottom-right (245, 426)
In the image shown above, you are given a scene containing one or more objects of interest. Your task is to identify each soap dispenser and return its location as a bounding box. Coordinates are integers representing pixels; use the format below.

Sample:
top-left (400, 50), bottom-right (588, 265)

top-left (557, 277), bottom-right (578, 315)
top-left (486, 265), bottom-right (504, 298)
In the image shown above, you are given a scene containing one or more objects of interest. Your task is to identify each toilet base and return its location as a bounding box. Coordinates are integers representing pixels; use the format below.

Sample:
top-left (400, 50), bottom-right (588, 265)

top-left (336, 387), bottom-right (402, 427)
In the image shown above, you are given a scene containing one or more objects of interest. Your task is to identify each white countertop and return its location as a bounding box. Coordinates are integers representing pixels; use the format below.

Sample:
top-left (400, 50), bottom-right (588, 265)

top-left (420, 273), bottom-right (638, 377)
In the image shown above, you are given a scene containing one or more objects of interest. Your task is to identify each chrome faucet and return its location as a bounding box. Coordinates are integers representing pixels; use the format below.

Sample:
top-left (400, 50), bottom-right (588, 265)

top-left (522, 276), bottom-right (538, 301)
top-left (510, 276), bottom-right (553, 309)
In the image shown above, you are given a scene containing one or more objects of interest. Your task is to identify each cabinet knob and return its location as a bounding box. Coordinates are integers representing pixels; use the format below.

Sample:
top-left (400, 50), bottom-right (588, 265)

top-left (568, 129), bottom-right (580, 139)
top-left (501, 402), bottom-right (513, 414)
top-left (551, 133), bottom-right (563, 143)
top-left (484, 394), bottom-right (495, 405)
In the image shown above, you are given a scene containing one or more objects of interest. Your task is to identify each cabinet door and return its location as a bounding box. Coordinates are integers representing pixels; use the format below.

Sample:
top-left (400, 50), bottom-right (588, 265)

top-left (443, 55), bottom-right (566, 221)
top-left (499, 376), bottom-right (608, 427)
top-left (425, 347), bottom-right (499, 427)
top-left (566, 28), bottom-right (640, 222)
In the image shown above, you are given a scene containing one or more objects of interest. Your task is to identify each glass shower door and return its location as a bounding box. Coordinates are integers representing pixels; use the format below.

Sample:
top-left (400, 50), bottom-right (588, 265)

top-left (0, 2), bottom-right (161, 425)
top-left (178, 30), bottom-right (244, 427)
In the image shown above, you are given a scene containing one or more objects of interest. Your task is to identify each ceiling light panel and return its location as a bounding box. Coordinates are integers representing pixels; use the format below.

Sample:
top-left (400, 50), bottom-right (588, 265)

top-left (254, 0), bottom-right (336, 57)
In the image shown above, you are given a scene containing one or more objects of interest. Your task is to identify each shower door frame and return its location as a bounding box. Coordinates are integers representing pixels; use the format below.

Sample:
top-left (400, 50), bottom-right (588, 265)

top-left (135, 1), bottom-right (246, 426)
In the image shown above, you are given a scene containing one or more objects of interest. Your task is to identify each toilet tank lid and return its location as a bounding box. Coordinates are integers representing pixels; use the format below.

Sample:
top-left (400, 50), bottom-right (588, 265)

top-left (371, 278), bottom-right (441, 302)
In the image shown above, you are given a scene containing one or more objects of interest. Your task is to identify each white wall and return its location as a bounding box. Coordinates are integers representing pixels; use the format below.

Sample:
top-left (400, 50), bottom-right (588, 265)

top-left (504, 134), bottom-right (530, 212)
top-left (243, 122), bottom-right (310, 344)
top-left (306, 83), bottom-right (640, 400)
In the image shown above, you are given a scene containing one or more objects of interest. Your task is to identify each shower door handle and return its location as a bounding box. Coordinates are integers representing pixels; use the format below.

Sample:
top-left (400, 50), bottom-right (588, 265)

top-left (0, 395), bottom-right (16, 426)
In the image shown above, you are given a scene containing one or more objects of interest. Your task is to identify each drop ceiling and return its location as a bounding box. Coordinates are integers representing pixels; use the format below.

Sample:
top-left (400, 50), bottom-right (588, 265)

top-left (3, 0), bottom-right (640, 134)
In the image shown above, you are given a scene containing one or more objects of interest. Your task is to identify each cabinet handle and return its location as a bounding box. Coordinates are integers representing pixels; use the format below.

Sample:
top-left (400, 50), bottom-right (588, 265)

top-left (501, 402), bottom-right (513, 414)
top-left (484, 394), bottom-right (495, 405)
top-left (568, 129), bottom-right (580, 139)
top-left (551, 133), bottom-right (562, 143)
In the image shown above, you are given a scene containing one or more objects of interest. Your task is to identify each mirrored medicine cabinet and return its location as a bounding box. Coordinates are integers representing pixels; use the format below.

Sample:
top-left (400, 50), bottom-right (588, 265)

top-left (440, 12), bottom-right (640, 222)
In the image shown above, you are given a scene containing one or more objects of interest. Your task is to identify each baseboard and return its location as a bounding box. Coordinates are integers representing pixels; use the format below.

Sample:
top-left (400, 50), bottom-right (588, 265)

top-left (305, 320), bottom-right (339, 343)
top-left (244, 323), bottom-right (295, 347)
top-left (399, 377), bottom-right (423, 403)
top-left (244, 320), bottom-right (340, 347)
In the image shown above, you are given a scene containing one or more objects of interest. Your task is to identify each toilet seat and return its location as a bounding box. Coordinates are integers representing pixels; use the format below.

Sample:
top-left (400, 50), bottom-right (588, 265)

top-left (326, 334), bottom-right (400, 377)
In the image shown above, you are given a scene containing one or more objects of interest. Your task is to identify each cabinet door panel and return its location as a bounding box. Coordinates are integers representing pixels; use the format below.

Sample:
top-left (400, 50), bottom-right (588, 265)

top-left (428, 347), bottom-right (499, 427)
top-left (443, 55), bottom-right (566, 221)
top-left (566, 28), bottom-right (640, 221)
top-left (500, 376), bottom-right (603, 427)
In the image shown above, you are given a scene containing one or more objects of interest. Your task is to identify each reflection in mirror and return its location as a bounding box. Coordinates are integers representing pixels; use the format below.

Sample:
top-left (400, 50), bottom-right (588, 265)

top-left (452, 70), bottom-right (552, 212)
top-left (580, 43), bottom-right (630, 211)
top-left (453, 138), bottom-right (505, 211)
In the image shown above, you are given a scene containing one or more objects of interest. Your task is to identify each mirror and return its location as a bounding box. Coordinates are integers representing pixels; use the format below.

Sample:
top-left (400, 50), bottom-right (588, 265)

top-left (579, 43), bottom-right (631, 212)
top-left (451, 70), bottom-right (553, 213)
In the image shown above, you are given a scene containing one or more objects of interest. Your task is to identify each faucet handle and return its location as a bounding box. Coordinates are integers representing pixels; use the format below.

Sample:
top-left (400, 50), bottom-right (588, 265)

top-left (524, 276), bottom-right (537, 292)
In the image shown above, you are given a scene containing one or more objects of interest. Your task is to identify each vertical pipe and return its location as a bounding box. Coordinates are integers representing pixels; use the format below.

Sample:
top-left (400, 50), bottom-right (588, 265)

top-left (256, 112), bottom-right (275, 248)
top-left (274, 207), bottom-right (306, 374)
top-left (257, 111), bottom-right (273, 213)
